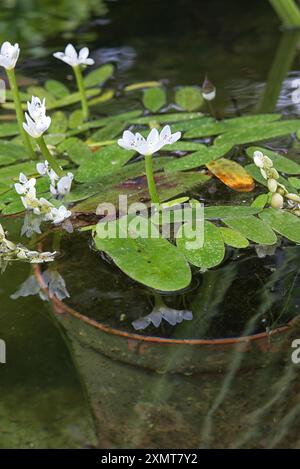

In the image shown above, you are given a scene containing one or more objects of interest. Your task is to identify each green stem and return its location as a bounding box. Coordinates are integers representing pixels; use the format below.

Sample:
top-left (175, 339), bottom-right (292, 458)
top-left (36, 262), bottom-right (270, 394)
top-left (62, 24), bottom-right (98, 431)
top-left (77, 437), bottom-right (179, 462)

top-left (269, 0), bottom-right (300, 28)
top-left (6, 68), bottom-right (35, 159)
top-left (73, 65), bottom-right (89, 120)
top-left (36, 136), bottom-right (64, 177)
top-left (144, 154), bottom-right (160, 205)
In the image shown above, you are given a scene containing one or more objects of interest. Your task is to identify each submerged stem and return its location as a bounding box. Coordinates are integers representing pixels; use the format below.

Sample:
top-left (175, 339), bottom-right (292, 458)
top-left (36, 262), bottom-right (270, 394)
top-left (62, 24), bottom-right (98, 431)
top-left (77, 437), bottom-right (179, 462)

top-left (36, 136), bottom-right (64, 177)
top-left (144, 153), bottom-right (160, 205)
top-left (72, 65), bottom-right (89, 120)
top-left (6, 68), bottom-right (35, 159)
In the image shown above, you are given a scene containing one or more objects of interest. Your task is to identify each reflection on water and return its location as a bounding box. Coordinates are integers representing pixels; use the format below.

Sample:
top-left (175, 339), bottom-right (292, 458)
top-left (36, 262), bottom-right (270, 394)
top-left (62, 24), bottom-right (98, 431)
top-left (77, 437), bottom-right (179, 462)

top-left (1, 0), bottom-right (300, 449)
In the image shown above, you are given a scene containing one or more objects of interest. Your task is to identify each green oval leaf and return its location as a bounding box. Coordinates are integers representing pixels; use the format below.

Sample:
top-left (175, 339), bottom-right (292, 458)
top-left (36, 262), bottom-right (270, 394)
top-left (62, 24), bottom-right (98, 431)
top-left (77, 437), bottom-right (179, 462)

top-left (175, 86), bottom-right (204, 111)
top-left (94, 216), bottom-right (191, 291)
top-left (143, 87), bottom-right (166, 112)
top-left (176, 220), bottom-right (225, 269)
top-left (259, 208), bottom-right (300, 243)
top-left (84, 64), bottom-right (114, 88)
top-left (220, 227), bottom-right (249, 248)
top-left (225, 216), bottom-right (277, 245)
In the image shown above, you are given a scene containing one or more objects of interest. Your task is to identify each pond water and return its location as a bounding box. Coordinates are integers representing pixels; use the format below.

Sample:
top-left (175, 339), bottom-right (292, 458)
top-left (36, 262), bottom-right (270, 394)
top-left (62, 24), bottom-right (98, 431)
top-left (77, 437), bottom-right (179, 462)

top-left (1, 0), bottom-right (300, 449)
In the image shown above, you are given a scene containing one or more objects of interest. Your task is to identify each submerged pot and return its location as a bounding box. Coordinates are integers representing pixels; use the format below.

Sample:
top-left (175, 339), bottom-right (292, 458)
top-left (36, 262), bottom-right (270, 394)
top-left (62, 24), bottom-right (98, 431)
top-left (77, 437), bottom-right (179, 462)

top-left (34, 264), bottom-right (299, 375)
top-left (34, 264), bottom-right (300, 448)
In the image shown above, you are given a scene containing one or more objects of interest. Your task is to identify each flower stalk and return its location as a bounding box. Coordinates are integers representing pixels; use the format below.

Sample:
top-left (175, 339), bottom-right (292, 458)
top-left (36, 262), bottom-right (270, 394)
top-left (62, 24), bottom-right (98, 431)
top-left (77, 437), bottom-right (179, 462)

top-left (36, 136), bottom-right (64, 177)
top-left (145, 154), bottom-right (160, 205)
top-left (72, 64), bottom-right (89, 120)
top-left (6, 68), bottom-right (35, 158)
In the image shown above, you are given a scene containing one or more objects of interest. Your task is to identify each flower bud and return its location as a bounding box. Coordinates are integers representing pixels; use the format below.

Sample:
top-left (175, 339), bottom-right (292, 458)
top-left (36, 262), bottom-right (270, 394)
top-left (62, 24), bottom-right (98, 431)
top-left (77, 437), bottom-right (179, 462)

top-left (286, 193), bottom-right (300, 203)
top-left (201, 75), bottom-right (216, 101)
top-left (267, 178), bottom-right (278, 193)
top-left (271, 193), bottom-right (284, 209)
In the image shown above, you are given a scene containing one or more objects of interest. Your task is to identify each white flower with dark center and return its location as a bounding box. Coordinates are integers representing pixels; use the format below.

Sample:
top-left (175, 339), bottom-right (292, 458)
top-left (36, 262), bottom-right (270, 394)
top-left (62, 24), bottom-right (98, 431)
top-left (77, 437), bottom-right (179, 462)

top-left (23, 111), bottom-right (51, 139)
top-left (14, 173), bottom-right (36, 195)
top-left (0, 41), bottom-right (20, 70)
top-left (50, 205), bottom-right (72, 225)
top-left (53, 44), bottom-right (94, 67)
top-left (27, 96), bottom-right (46, 121)
top-left (118, 125), bottom-right (181, 156)
top-left (50, 173), bottom-right (73, 199)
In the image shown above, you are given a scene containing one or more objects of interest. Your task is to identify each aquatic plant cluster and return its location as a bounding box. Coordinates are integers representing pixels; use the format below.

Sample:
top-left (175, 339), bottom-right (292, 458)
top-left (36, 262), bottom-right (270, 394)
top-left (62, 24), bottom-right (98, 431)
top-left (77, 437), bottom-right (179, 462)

top-left (0, 39), bottom-right (300, 302)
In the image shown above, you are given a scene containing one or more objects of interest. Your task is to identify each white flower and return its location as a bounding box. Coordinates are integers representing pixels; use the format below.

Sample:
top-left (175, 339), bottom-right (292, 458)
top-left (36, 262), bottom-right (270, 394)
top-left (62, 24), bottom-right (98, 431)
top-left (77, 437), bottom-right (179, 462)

top-left (118, 125), bottom-right (181, 156)
top-left (50, 205), bottom-right (72, 225)
top-left (23, 111), bottom-right (51, 139)
top-left (27, 96), bottom-right (46, 121)
top-left (36, 160), bottom-right (49, 176)
top-left (20, 186), bottom-right (39, 211)
top-left (14, 173), bottom-right (36, 195)
top-left (53, 44), bottom-right (94, 67)
top-left (33, 197), bottom-right (53, 216)
top-left (50, 172), bottom-right (73, 199)
top-left (253, 151), bottom-right (265, 168)
top-left (0, 41), bottom-right (20, 70)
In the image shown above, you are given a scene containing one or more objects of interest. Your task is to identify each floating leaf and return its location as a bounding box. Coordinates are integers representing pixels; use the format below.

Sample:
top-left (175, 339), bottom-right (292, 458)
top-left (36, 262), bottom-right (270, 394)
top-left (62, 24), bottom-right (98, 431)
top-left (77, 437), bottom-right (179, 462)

top-left (58, 138), bottom-right (92, 165)
top-left (84, 64), bottom-right (114, 88)
top-left (220, 227), bottom-right (249, 248)
top-left (215, 120), bottom-right (300, 146)
top-left (128, 112), bottom-right (203, 125)
top-left (251, 193), bottom-right (270, 208)
top-left (75, 144), bottom-right (136, 182)
top-left (246, 146), bottom-right (300, 175)
top-left (185, 114), bottom-right (282, 138)
top-left (0, 122), bottom-right (19, 138)
top-left (164, 143), bottom-right (232, 172)
top-left (204, 205), bottom-right (260, 219)
top-left (94, 216), bottom-right (191, 291)
top-left (175, 86), bottom-right (204, 111)
top-left (259, 208), bottom-right (300, 243)
top-left (89, 121), bottom-right (126, 142)
top-left (68, 110), bottom-right (84, 129)
top-left (124, 81), bottom-right (162, 92)
top-left (288, 177), bottom-right (300, 189)
top-left (177, 221), bottom-right (225, 269)
top-left (206, 158), bottom-right (255, 192)
top-left (143, 87), bottom-right (166, 112)
top-left (0, 141), bottom-right (25, 164)
top-left (225, 216), bottom-right (277, 245)
top-left (50, 111), bottom-right (68, 134)
top-left (73, 172), bottom-right (210, 213)
top-left (45, 80), bottom-right (69, 99)
top-left (89, 89), bottom-right (115, 106)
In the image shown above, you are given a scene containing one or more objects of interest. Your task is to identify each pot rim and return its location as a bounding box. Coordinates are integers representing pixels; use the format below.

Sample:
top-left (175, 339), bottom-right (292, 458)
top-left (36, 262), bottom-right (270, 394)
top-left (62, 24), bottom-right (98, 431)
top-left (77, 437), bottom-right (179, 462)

top-left (34, 264), bottom-right (292, 347)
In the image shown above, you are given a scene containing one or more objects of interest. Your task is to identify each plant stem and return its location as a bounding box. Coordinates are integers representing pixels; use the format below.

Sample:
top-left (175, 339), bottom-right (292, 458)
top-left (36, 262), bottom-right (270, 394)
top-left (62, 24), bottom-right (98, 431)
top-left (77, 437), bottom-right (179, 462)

top-left (6, 68), bottom-right (35, 159)
top-left (269, 0), bottom-right (300, 28)
top-left (36, 136), bottom-right (64, 177)
top-left (144, 154), bottom-right (160, 205)
top-left (73, 65), bottom-right (89, 120)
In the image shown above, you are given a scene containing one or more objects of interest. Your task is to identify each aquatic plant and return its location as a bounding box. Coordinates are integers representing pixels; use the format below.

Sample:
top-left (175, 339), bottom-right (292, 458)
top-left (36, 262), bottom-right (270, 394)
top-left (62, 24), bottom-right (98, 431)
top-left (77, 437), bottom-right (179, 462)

top-left (0, 39), bottom-right (299, 294)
